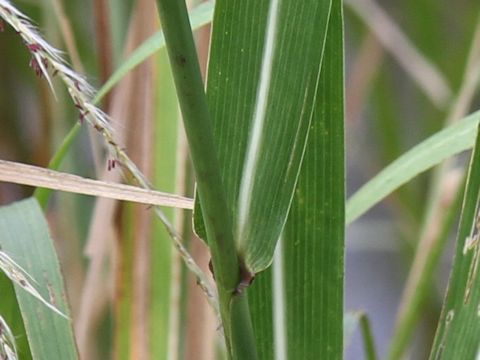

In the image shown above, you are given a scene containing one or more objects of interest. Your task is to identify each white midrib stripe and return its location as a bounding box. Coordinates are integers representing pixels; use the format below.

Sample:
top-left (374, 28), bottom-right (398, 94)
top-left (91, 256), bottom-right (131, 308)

top-left (273, 236), bottom-right (287, 360)
top-left (237, 0), bottom-right (281, 245)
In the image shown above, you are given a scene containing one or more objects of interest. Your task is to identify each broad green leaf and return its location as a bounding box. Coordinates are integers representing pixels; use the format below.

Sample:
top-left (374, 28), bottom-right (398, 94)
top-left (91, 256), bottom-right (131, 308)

top-left (247, 3), bottom-right (343, 358)
top-left (95, 1), bottom-right (214, 103)
top-left (347, 110), bottom-right (480, 224)
top-left (429, 124), bottom-right (480, 359)
top-left (0, 198), bottom-right (78, 360)
top-left (282, 1), bottom-right (344, 357)
top-left (195, 0), bottom-right (333, 273)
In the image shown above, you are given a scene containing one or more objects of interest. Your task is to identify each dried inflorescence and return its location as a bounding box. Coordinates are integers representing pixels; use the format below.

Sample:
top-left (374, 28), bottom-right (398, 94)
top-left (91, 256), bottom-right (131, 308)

top-left (0, 0), bottom-right (151, 195)
top-left (0, 0), bottom-right (218, 314)
top-left (0, 0), bottom-right (113, 149)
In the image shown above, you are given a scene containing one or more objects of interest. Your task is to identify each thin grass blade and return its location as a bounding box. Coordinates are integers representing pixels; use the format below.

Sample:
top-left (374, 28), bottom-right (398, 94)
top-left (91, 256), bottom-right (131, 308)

top-left (343, 311), bottom-right (378, 360)
top-left (95, 1), bottom-right (214, 103)
top-left (347, 111), bottom-right (480, 224)
top-left (428, 124), bottom-right (480, 359)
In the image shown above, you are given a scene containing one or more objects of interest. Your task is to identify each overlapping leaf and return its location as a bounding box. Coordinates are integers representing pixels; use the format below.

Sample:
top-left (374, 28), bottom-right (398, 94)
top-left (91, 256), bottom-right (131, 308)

top-left (195, 0), bottom-right (333, 273)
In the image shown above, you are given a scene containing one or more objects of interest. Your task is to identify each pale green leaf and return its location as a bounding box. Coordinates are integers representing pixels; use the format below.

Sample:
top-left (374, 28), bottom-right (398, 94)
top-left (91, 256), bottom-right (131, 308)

top-left (347, 111), bottom-right (480, 224)
top-left (0, 198), bottom-right (78, 360)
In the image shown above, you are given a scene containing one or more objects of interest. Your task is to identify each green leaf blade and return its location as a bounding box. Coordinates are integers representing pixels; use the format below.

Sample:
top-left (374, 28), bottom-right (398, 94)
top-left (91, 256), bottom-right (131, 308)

top-left (347, 111), bottom-right (480, 224)
top-left (248, 269), bottom-right (274, 360)
top-left (429, 124), bottom-right (480, 359)
top-left (283, 0), bottom-right (344, 357)
top-left (198, 0), bottom-right (333, 274)
top-left (0, 198), bottom-right (78, 360)
top-left (234, 0), bottom-right (334, 273)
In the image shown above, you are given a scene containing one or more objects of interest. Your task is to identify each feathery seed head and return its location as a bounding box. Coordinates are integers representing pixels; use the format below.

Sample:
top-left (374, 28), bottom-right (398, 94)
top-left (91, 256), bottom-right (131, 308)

top-left (0, 0), bottom-right (219, 315)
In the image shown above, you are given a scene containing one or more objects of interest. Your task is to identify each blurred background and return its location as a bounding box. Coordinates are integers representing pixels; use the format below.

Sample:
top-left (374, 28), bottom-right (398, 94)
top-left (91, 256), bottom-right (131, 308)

top-left (0, 0), bottom-right (479, 359)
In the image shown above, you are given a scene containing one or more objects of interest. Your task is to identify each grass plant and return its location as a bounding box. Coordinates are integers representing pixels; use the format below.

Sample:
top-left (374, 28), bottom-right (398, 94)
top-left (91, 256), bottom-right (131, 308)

top-left (0, 0), bottom-right (479, 359)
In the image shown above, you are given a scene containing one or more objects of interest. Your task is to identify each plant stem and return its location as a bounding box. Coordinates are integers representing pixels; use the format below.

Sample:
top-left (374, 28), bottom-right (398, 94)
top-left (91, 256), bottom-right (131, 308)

top-left (154, 0), bottom-right (257, 358)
